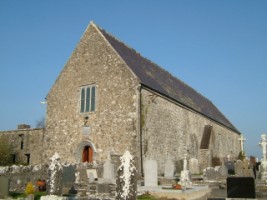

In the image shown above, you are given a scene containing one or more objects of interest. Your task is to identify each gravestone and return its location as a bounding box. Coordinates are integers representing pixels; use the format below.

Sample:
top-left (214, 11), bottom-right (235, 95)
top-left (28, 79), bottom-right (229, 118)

top-left (75, 171), bottom-right (80, 183)
top-left (242, 159), bottom-right (251, 177)
top-left (227, 177), bottom-right (255, 198)
top-left (164, 158), bottom-right (174, 178)
top-left (62, 165), bottom-right (76, 182)
top-left (259, 134), bottom-right (267, 180)
top-left (0, 177), bottom-right (9, 198)
top-left (235, 160), bottom-right (243, 176)
top-left (48, 153), bottom-right (63, 195)
top-left (259, 134), bottom-right (267, 161)
top-left (204, 167), bottom-right (217, 182)
top-left (144, 159), bottom-right (158, 187)
top-left (189, 158), bottom-right (200, 174)
top-left (225, 161), bottom-right (235, 175)
top-left (86, 169), bottom-right (98, 183)
top-left (103, 156), bottom-right (115, 183)
top-left (175, 160), bottom-right (183, 174)
top-left (180, 170), bottom-right (191, 186)
top-left (116, 151), bottom-right (137, 200)
top-left (180, 154), bottom-right (191, 186)
top-left (218, 164), bottom-right (228, 178)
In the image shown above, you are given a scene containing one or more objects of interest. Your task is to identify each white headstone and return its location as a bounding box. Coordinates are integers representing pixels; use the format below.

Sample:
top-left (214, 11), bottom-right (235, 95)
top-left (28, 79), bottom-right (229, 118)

top-left (103, 157), bottom-right (115, 183)
top-left (189, 158), bottom-right (200, 174)
top-left (204, 167), bottom-right (217, 182)
top-left (75, 171), bottom-right (80, 184)
top-left (261, 161), bottom-right (267, 180)
top-left (144, 159), bottom-right (158, 187)
top-left (218, 164), bottom-right (228, 177)
top-left (86, 169), bottom-right (98, 183)
top-left (180, 170), bottom-right (191, 186)
top-left (164, 159), bottom-right (174, 178)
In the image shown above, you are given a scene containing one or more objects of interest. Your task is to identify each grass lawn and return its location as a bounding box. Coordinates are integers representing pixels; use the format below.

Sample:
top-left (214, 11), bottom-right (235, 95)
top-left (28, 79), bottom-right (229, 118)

top-left (9, 191), bottom-right (47, 200)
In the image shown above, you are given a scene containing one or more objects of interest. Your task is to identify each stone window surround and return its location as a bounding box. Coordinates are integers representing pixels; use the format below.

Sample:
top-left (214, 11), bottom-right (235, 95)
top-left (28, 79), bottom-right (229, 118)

top-left (19, 134), bottom-right (24, 150)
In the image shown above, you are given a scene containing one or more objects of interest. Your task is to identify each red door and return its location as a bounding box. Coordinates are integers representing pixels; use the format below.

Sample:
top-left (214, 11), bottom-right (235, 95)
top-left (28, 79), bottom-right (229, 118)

top-left (82, 146), bottom-right (93, 163)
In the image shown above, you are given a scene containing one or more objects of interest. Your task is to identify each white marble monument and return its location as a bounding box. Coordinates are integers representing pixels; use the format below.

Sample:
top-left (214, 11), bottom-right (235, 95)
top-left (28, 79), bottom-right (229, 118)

top-left (180, 153), bottom-right (191, 186)
top-left (144, 159), bottom-right (158, 187)
top-left (189, 158), bottom-right (200, 174)
top-left (103, 153), bottom-right (115, 183)
top-left (259, 134), bottom-right (267, 180)
top-left (238, 134), bottom-right (246, 156)
top-left (164, 158), bottom-right (175, 178)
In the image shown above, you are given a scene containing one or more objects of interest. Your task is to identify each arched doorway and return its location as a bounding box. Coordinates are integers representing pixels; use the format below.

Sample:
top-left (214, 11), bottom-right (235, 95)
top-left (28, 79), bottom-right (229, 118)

top-left (82, 145), bottom-right (93, 163)
top-left (75, 140), bottom-right (96, 163)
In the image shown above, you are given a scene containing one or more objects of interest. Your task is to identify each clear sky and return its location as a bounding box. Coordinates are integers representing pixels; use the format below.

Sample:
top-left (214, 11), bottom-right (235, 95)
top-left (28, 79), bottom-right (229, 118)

top-left (0, 1), bottom-right (266, 159)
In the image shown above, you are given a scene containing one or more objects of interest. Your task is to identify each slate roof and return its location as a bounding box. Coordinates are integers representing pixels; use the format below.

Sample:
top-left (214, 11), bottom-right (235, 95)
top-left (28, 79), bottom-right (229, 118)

top-left (96, 23), bottom-right (240, 134)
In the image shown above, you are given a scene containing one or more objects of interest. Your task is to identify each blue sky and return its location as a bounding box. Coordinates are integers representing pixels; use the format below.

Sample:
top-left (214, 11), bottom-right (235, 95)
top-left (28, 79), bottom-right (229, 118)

top-left (0, 1), bottom-right (266, 159)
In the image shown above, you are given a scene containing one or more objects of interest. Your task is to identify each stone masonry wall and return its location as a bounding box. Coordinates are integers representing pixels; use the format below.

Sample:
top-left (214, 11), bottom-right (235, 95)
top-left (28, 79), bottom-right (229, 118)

top-left (43, 23), bottom-right (139, 164)
top-left (0, 164), bottom-right (48, 193)
top-left (141, 88), bottom-right (240, 174)
top-left (0, 128), bottom-right (44, 165)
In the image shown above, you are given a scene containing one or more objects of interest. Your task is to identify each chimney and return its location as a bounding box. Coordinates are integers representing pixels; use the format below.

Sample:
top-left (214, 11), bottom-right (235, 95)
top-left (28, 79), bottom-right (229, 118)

top-left (17, 124), bottom-right (31, 130)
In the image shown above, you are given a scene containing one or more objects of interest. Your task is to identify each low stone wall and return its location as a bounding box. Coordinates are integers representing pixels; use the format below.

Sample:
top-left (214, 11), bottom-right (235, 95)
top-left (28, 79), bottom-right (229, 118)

top-left (0, 152), bottom-right (132, 199)
top-left (0, 164), bottom-right (48, 192)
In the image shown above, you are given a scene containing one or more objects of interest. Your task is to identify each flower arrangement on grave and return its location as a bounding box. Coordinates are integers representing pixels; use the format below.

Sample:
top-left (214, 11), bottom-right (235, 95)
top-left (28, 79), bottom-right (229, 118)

top-left (25, 182), bottom-right (35, 194)
top-left (36, 179), bottom-right (46, 191)
top-left (172, 183), bottom-right (182, 189)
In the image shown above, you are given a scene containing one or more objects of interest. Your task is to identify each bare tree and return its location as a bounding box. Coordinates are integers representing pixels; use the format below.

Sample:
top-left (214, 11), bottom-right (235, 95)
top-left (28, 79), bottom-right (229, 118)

top-left (36, 117), bottom-right (46, 128)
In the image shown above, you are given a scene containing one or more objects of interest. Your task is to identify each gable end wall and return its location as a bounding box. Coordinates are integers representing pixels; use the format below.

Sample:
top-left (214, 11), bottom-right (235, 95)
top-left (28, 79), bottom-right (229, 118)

top-left (44, 24), bottom-right (139, 164)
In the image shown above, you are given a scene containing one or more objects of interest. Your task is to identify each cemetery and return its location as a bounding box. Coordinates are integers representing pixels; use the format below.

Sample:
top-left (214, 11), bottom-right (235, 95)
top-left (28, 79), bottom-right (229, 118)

top-left (0, 22), bottom-right (266, 199)
top-left (1, 134), bottom-right (267, 199)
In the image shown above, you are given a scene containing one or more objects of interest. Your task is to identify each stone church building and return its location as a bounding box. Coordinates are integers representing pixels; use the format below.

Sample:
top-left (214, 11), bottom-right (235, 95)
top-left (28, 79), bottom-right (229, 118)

top-left (1, 21), bottom-right (241, 175)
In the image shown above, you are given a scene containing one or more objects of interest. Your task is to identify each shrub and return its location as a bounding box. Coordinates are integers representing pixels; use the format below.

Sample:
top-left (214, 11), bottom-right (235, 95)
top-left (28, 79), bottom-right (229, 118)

top-left (0, 136), bottom-right (13, 166)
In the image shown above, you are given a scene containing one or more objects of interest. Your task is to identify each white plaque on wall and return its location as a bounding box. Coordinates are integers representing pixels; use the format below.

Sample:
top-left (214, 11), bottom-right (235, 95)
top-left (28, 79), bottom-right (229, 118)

top-left (83, 126), bottom-right (90, 135)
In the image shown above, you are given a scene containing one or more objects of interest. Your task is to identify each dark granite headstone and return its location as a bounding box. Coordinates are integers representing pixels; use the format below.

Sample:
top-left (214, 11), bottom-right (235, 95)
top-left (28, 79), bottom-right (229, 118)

top-left (225, 161), bottom-right (235, 175)
top-left (227, 177), bottom-right (255, 198)
top-left (98, 184), bottom-right (111, 193)
top-left (175, 159), bottom-right (183, 173)
top-left (62, 165), bottom-right (76, 182)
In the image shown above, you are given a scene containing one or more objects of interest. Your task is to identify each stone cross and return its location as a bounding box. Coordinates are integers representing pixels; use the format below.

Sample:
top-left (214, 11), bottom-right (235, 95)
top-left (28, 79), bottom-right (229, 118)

top-left (238, 134), bottom-right (246, 153)
top-left (259, 134), bottom-right (267, 161)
